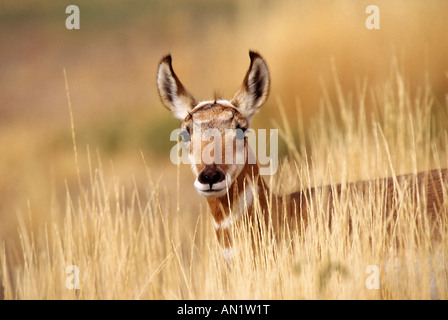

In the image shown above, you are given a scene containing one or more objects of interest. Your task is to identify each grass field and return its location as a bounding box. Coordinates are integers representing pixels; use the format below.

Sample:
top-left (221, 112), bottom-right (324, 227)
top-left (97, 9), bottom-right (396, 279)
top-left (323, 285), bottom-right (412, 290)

top-left (1, 64), bottom-right (447, 299)
top-left (1, 0), bottom-right (448, 300)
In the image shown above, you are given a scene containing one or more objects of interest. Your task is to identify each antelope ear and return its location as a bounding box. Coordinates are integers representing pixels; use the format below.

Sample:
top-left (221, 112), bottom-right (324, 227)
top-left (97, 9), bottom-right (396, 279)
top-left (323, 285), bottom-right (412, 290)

top-left (231, 51), bottom-right (270, 124)
top-left (157, 55), bottom-right (198, 120)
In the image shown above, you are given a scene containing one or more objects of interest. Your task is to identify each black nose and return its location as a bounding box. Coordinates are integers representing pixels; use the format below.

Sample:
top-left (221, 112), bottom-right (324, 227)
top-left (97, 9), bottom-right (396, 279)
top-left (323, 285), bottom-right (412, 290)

top-left (198, 166), bottom-right (225, 187)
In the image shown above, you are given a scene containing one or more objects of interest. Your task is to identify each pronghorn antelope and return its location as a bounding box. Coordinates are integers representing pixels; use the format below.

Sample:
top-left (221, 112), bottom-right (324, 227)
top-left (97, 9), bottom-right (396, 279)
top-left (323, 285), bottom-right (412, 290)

top-left (157, 51), bottom-right (448, 263)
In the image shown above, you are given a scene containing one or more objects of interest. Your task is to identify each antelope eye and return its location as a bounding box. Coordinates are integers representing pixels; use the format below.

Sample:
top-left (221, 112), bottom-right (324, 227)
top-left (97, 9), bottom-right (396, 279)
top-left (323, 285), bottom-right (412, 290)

top-left (236, 126), bottom-right (247, 140)
top-left (179, 130), bottom-right (191, 142)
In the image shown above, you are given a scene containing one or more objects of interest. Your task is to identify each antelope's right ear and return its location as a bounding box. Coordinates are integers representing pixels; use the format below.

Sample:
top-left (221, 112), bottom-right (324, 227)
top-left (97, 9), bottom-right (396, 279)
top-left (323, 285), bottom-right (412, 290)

top-left (157, 55), bottom-right (198, 120)
top-left (231, 51), bottom-right (270, 124)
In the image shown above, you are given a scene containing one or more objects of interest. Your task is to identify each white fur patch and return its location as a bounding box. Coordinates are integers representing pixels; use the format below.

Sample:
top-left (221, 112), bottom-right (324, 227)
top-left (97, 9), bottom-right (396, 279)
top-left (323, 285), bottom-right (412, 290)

top-left (214, 215), bottom-right (233, 230)
top-left (222, 247), bottom-right (233, 265)
top-left (171, 100), bottom-right (190, 120)
top-left (234, 185), bottom-right (256, 218)
top-left (194, 178), bottom-right (228, 197)
top-left (191, 100), bottom-right (237, 113)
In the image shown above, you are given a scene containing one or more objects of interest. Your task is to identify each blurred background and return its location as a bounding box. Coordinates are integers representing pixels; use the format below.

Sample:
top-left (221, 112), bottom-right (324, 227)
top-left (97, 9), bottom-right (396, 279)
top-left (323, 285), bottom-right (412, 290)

top-left (0, 0), bottom-right (448, 243)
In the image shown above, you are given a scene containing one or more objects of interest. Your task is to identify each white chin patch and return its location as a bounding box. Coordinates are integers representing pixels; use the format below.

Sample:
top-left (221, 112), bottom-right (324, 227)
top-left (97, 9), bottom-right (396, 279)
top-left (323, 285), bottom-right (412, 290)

top-left (194, 178), bottom-right (229, 198)
top-left (196, 188), bottom-right (228, 198)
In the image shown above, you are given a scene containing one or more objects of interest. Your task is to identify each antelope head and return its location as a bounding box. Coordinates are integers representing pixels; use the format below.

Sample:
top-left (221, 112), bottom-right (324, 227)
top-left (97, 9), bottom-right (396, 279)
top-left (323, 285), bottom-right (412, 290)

top-left (157, 51), bottom-right (270, 198)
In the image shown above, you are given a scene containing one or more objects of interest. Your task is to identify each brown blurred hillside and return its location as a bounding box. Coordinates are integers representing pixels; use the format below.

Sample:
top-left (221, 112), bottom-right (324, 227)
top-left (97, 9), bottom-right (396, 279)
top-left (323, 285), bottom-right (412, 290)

top-left (1, 1), bottom-right (447, 122)
top-left (0, 0), bottom-right (448, 242)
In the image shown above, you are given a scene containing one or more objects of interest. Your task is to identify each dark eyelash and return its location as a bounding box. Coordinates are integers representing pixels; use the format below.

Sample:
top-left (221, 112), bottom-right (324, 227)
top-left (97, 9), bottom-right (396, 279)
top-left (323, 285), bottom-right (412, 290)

top-left (236, 125), bottom-right (247, 132)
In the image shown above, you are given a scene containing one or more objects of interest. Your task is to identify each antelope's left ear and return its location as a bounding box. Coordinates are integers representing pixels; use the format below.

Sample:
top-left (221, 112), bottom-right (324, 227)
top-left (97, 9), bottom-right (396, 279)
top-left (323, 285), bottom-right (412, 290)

top-left (231, 51), bottom-right (270, 124)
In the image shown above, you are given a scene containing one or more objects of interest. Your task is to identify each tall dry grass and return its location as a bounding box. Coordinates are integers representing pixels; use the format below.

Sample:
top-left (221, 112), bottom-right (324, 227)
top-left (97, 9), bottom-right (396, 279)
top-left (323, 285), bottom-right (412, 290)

top-left (1, 62), bottom-right (447, 299)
